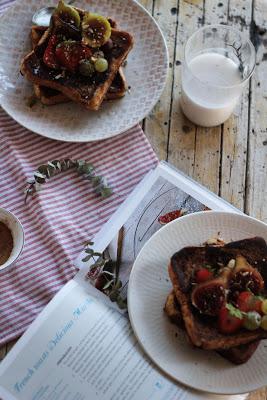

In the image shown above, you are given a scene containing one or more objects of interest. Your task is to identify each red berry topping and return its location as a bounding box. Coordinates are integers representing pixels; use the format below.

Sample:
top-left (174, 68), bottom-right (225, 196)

top-left (237, 291), bottom-right (263, 314)
top-left (195, 268), bottom-right (213, 283)
top-left (43, 34), bottom-right (60, 69)
top-left (55, 41), bottom-right (92, 73)
top-left (218, 305), bottom-right (243, 334)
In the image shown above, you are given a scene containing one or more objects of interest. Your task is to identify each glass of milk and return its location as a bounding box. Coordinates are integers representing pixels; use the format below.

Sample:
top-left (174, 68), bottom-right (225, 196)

top-left (180, 25), bottom-right (256, 127)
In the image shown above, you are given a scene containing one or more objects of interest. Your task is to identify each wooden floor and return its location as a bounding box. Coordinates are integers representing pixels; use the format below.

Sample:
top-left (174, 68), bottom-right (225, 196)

top-left (139, 0), bottom-right (267, 399)
top-left (1, 1), bottom-right (267, 399)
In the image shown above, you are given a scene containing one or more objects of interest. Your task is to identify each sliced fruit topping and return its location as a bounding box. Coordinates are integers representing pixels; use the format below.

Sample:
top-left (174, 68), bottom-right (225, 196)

top-left (56, 0), bottom-right (81, 27)
top-left (55, 40), bottom-right (92, 73)
top-left (192, 281), bottom-right (226, 316)
top-left (260, 315), bottom-right (267, 330)
top-left (237, 291), bottom-right (263, 314)
top-left (51, 13), bottom-right (81, 40)
top-left (261, 299), bottom-right (267, 315)
top-left (229, 255), bottom-right (264, 299)
top-left (195, 267), bottom-right (213, 283)
top-left (243, 311), bottom-right (261, 331)
top-left (43, 34), bottom-right (60, 69)
top-left (79, 59), bottom-right (95, 77)
top-left (82, 13), bottom-right (111, 48)
top-left (94, 57), bottom-right (108, 73)
top-left (218, 304), bottom-right (243, 334)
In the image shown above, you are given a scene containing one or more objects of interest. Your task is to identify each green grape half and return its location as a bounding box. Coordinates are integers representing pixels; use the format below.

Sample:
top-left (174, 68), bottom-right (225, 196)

top-left (94, 58), bottom-right (108, 73)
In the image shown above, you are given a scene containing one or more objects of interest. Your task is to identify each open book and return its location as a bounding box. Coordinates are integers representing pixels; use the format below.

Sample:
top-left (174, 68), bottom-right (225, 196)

top-left (0, 162), bottom-right (245, 400)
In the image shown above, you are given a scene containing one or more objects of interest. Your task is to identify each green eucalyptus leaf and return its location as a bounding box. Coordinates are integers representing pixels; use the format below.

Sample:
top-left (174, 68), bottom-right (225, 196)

top-left (85, 241), bottom-right (94, 246)
top-left (91, 175), bottom-right (102, 187)
top-left (82, 255), bottom-right (93, 262)
top-left (102, 271), bottom-right (115, 277)
top-left (93, 252), bottom-right (102, 257)
top-left (84, 248), bottom-right (94, 255)
top-left (114, 280), bottom-right (122, 289)
top-left (25, 159), bottom-right (112, 203)
top-left (109, 289), bottom-right (119, 302)
top-left (51, 160), bottom-right (61, 170)
top-left (83, 163), bottom-right (95, 175)
top-left (100, 187), bottom-right (112, 198)
top-left (38, 165), bottom-right (50, 177)
top-left (103, 279), bottom-right (114, 290)
top-left (34, 171), bottom-right (46, 179)
top-left (47, 161), bottom-right (57, 169)
top-left (116, 296), bottom-right (127, 309)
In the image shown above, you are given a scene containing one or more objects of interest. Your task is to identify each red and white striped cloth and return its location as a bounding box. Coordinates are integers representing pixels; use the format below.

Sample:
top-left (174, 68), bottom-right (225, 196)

top-left (0, 108), bottom-right (157, 344)
top-left (0, 2), bottom-right (158, 343)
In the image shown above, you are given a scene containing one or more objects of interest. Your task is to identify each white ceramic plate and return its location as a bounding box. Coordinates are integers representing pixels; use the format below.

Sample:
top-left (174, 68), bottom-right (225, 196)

top-left (128, 211), bottom-right (267, 395)
top-left (0, 0), bottom-right (168, 142)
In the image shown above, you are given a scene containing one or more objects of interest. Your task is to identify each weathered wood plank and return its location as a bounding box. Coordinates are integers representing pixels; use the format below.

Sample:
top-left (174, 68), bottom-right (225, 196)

top-left (220, 0), bottom-right (252, 211)
top-left (246, 0), bottom-right (267, 222)
top-left (168, 0), bottom-right (203, 175)
top-left (192, 0), bottom-right (228, 193)
top-left (248, 387), bottom-right (267, 400)
top-left (141, 0), bottom-right (178, 160)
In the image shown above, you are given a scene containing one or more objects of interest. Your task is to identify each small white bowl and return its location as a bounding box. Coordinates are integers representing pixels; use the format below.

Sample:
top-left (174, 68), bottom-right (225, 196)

top-left (0, 208), bottom-right (24, 271)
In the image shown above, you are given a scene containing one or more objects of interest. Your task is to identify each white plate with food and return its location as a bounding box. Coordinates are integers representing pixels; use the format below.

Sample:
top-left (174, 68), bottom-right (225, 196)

top-left (0, 0), bottom-right (168, 142)
top-left (128, 211), bottom-right (267, 395)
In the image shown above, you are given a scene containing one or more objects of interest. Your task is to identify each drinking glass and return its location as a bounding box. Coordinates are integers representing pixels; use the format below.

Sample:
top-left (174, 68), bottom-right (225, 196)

top-left (180, 25), bottom-right (256, 127)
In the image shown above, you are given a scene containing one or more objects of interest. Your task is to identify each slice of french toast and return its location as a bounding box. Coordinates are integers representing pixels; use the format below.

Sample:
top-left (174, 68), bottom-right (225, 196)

top-left (164, 291), bottom-right (260, 364)
top-left (21, 6), bottom-right (133, 110)
top-left (168, 237), bottom-right (267, 350)
top-left (30, 22), bottom-right (127, 105)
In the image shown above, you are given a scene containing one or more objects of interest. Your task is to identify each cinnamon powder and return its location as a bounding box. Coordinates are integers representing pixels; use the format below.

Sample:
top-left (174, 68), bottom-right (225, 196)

top-left (0, 222), bottom-right (13, 265)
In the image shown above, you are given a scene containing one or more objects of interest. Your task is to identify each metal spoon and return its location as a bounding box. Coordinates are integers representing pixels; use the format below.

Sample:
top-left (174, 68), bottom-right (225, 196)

top-left (32, 0), bottom-right (76, 27)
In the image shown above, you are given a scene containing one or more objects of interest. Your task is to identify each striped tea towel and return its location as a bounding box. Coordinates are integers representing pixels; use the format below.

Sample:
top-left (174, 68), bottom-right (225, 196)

top-left (0, 105), bottom-right (157, 344)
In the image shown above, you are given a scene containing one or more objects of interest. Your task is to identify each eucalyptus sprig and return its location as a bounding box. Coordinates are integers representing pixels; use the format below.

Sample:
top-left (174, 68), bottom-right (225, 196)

top-left (25, 159), bottom-right (112, 203)
top-left (83, 242), bottom-right (127, 310)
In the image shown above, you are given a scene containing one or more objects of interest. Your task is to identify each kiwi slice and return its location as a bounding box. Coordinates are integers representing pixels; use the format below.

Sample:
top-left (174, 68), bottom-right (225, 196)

top-left (56, 0), bottom-right (81, 27)
top-left (82, 13), bottom-right (111, 48)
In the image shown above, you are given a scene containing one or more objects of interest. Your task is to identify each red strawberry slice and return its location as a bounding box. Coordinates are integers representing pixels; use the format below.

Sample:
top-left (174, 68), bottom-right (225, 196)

top-left (55, 41), bottom-right (92, 73)
top-left (237, 291), bottom-right (263, 314)
top-left (43, 34), bottom-right (60, 69)
top-left (218, 305), bottom-right (243, 334)
top-left (195, 268), bottom-right (213, 283)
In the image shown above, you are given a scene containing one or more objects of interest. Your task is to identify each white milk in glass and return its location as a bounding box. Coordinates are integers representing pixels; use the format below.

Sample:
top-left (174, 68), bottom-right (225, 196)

top-left (181, 52), bottom-right (243, 127)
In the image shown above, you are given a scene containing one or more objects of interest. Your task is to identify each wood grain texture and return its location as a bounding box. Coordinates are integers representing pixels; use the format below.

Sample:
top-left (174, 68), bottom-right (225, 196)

top-left (245, 0), bottom-right (267, 223)
top-left (220, 0), bottom-right (252, 211)
top-left (1, 1), bottom-right (267, 399)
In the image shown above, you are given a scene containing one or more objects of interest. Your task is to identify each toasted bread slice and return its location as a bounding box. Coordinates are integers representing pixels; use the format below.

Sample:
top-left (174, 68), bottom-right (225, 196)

top-left (21, 11), bottom-right (133, 110)
top-left (168, 237), bottom-right (267, 350)
top-left (164, 291), bottom-right (260, 364)
top-left (30, 22), bottom-right (127, 105)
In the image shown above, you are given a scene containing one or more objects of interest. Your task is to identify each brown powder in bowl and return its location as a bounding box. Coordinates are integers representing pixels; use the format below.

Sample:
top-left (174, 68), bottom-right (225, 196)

top-left (0, 222), bottom-right (13, 265)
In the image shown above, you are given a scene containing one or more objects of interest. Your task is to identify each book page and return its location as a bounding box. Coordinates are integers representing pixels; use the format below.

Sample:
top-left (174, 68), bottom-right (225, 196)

top-left (0, 281), bottom-right (189, 400)
top-left (0, 281), bottom-right (245, 400)
top-left (75, 167), bottom-right (233, 310)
